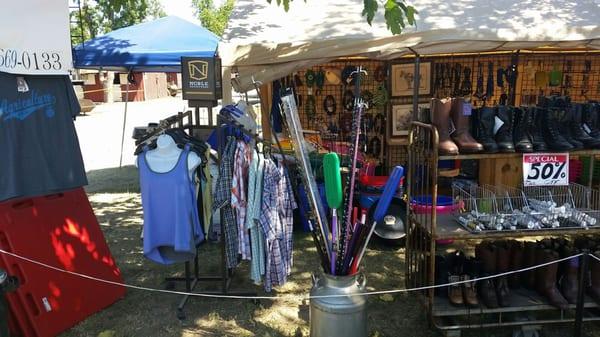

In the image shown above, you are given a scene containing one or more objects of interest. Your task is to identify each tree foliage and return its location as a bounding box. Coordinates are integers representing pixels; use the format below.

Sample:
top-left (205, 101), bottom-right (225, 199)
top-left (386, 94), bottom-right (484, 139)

top-left (71, 0), bottom-right (166, 45)
top-left (192, 0), bottom-right (236, 36)
top-left (267, 0), bottom-right (418, 35)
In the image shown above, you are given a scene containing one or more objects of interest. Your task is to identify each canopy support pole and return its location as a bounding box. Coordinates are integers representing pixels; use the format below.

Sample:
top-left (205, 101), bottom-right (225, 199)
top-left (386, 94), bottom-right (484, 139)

top-left (118, 73), bottom-right (130, 168)
top-left (409, 48), bottom-right (421, 121)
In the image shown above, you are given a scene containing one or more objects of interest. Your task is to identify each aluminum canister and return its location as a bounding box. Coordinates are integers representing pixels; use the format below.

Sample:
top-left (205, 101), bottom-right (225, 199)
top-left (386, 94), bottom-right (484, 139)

top-left (309, 272), bottom-right (367, 337)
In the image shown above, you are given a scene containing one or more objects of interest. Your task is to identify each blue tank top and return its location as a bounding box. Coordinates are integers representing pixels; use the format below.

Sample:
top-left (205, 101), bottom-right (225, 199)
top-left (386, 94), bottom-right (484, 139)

top-left (138, 144), bottom-right (204, 264)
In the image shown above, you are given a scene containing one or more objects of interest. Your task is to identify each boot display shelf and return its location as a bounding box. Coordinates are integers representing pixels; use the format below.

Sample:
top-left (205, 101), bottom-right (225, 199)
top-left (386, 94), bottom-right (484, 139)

top-left (406, 121), bottom-right (600, 335)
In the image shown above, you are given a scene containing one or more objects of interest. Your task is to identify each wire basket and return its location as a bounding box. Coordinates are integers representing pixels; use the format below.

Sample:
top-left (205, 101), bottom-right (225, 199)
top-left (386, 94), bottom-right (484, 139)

top-left (452, 183), bottom-right (499, 231)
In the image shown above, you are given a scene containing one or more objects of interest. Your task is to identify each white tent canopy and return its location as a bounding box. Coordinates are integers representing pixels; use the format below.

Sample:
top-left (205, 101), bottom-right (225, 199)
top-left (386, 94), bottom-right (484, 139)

top-left (221, 0), bottom-right (600, 92)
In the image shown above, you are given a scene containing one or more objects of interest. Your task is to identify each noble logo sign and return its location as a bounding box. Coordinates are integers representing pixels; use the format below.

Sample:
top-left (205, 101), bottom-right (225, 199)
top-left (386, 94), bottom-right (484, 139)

top-left (181, 56), bottom-right (222, 103)
top-left (188, 60), bottom-right (208, 81)
top-left (523, 153), bottom-right (569, 186)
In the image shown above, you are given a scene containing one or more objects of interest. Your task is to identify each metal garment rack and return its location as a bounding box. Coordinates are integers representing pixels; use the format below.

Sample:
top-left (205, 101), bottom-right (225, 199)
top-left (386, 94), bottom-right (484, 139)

top-left (138, 111), bottom-right (256, 320)
top-left (403, 50), bottom-right (600, 336)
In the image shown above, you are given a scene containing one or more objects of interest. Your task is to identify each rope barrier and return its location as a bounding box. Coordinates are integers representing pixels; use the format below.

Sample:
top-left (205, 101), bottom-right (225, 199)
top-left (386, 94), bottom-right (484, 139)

top-left (0, 248), bottom-right (589, 302)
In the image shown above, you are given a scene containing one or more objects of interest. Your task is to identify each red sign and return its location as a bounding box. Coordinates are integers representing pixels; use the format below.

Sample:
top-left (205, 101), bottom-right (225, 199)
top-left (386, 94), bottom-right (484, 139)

top-left (523, 153), bottom-right (569, 186)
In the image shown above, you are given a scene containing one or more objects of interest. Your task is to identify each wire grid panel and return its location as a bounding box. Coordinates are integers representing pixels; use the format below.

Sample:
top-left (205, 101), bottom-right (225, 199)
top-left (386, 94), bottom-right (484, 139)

top-left (387, 145), bottom-right (408, 171)
top-left (518, 52), bottom-right (600, 104)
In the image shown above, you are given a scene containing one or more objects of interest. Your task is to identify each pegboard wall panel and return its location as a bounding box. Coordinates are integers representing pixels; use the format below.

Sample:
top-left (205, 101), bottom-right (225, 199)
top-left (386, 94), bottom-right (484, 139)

top-left (518, 53), bottom-right (600, 104)
top-left (387, 145), bottom-right (408, 170)
top-left (291, 59), bottom-right (388, 164)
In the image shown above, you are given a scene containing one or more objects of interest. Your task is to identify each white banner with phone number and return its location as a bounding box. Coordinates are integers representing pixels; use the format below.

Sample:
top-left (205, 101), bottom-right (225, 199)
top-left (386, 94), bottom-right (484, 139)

top-left (0, 0), bottom-right (72, 75)
top-left (523, 153), bottom-right (569, 186)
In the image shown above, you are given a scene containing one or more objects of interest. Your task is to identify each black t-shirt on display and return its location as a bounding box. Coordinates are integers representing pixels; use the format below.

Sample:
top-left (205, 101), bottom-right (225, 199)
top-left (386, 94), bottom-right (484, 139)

top-left (0, 71), bottom-right (87, 202)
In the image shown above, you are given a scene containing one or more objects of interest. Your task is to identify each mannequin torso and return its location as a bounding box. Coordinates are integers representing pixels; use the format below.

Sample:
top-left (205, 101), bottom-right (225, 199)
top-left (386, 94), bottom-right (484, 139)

top-left (138, 134), bottom-right (201, 180)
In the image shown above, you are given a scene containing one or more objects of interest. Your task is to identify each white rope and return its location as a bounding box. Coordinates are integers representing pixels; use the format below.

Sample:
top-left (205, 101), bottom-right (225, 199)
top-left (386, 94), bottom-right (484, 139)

top-left (0, 248), bottom-right (584, 302)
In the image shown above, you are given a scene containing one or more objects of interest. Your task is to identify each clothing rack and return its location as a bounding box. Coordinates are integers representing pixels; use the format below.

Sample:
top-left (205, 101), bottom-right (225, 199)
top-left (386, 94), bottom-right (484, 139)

top-left (138, 111), bottom-right (256, 320)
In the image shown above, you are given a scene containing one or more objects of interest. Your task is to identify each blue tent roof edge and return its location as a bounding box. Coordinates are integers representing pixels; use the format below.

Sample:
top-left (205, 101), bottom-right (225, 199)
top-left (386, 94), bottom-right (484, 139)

top-left (73, 16), bottom-right (219, 72)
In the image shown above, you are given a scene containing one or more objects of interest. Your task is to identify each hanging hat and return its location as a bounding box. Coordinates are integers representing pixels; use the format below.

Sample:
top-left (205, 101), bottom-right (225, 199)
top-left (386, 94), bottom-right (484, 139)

top-left (325, 68), bottom-right (341, 85)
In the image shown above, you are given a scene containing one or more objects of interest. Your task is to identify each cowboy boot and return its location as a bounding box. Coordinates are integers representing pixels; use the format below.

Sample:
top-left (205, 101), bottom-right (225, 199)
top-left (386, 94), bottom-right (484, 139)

top-left (559, 248), bottom-right (580, 304)
top-left (473, 107), bottom-right (499, 153)
top-left (431, 98), bottom-right (459, 155)
top-left (508, 240), bottom-right (524, 288)
top-left (522, 241), bottom-right (537, 289)
top-left (446, 251), bottom-right (465, 306)
top-left (476, 242), bottom-right (499, 308)
top-left (494, 106), bottom-right (515, 152)
top-left (513, 108), bottom-right (534, 153)
top-left (462, 257), bottom-right (480, 308)
top-left (536, 248), bottom-right (569, 309)
top-left (542, 108), bottom-right (575, 151)
top-left (495, 242), bottom-right (511, 307)
top-left (589, 251), bottom-right (600, 304)
top-left (450, 98), bottom-right (483, 153)
top-left (530, 108), bottom-right (548, 151)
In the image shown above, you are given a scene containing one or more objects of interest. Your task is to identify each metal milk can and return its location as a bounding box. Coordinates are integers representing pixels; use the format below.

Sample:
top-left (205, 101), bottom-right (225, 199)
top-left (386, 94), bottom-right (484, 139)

top-left (309, 272), bottom-right (367, 337)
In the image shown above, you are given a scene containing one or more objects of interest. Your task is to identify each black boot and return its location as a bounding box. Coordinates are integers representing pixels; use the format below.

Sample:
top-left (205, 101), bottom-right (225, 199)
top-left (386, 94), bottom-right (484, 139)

top-left (495, 106), bottom-right (515, 152)
top-left (530, 108), bottom-right (549, 151)
top-left (473, 107), bottom-right (499, 153)
top-left (513, 108), bottom-right (534, 153)
top-left (570, 104), bottom-right (600, 148)
top-left (543, 108), bottom-right (575, 151)
top-left (559, 108), bottom-right (584, 149)
top-left (583, 103), bottom-right (600, 140)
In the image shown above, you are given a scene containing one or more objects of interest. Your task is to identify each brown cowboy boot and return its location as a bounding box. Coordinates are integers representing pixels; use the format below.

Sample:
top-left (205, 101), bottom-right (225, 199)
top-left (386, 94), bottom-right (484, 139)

top-left (522, 241), bottom-right (537, 289)
top-left (476, 242), bottom-right (499, 308)
top-left (536, 248), bottom-right (569, 309)
top-left (559, 250), bottom-right (580, 304)
top-left (508, 240), bottom-right (524, 288)
top-left (589, 251), bottom-right (600, 304)
top-left (451, 97), bottom-right (483, 153)
top-left (495, 242), bottom-right (511, 307)
top-left (431, 98), bottom-right (459, 155)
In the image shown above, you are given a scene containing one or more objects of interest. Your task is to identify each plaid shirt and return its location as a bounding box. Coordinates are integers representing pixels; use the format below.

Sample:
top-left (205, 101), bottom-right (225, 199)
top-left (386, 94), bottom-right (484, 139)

top-left (259, 159), bottom-right (297, 291)
top-left (231, 141), bottom-right (252, 260)
top-left (246, 150), bottom-right (266, 284)
top-left (213, 137), bottom-right (239, 269)
top-left (279, 165), bottom-right (297, 275)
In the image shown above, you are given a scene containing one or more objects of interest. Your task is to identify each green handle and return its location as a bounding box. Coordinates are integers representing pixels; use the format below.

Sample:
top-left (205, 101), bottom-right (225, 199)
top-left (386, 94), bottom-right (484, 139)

top-left (323, 153), bottom-right (343, 209)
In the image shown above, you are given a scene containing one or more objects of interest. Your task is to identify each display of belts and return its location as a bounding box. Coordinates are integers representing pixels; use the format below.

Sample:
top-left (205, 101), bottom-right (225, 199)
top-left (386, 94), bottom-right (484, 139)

top-left (405, 51), bottom-right (600, 335)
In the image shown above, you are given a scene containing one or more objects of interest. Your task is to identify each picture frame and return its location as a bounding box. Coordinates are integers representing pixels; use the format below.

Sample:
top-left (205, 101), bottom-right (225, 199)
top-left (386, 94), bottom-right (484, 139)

top-left (390, 62), bottom-right (432, 97)
top-left (388, 103), bottom-right (429, 144)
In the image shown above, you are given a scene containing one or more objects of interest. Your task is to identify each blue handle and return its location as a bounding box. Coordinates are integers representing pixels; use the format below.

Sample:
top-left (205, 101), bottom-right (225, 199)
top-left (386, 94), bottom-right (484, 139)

top-left (373, 166), bottom-right (404, 222)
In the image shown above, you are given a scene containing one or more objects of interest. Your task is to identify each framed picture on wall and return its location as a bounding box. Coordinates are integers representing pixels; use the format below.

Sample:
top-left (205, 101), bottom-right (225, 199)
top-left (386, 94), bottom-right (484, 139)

top-left (388, 103), bottom-right (429, 144)
top-left (390, 62), bottom-right (432, 97)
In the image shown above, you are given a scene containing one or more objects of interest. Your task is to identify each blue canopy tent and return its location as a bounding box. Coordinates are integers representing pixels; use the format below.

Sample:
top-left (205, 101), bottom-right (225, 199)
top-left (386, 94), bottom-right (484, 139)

top-left (72, 16), bottom-right (219, 167)
top-left (73, 15), bottom-right (218, 72)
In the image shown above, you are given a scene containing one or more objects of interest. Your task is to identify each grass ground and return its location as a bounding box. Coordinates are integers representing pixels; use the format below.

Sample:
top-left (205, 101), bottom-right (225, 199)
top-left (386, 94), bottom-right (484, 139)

top-left (60, 166), bottom-right (598, 337)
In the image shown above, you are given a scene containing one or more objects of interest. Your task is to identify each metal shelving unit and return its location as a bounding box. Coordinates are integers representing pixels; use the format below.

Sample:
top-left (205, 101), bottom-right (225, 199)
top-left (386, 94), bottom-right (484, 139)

top-left (406, 121), bottom-right (600, 336)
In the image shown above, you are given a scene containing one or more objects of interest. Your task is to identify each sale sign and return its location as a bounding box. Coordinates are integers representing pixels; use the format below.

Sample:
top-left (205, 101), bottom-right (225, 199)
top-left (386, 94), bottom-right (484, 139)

top-left (523, 153), bottom-right (569, 186)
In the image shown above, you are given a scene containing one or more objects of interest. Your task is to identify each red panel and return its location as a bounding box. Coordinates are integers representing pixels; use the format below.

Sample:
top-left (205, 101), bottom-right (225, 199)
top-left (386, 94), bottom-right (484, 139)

top-left (0, 188), bottom-right (126, 337)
